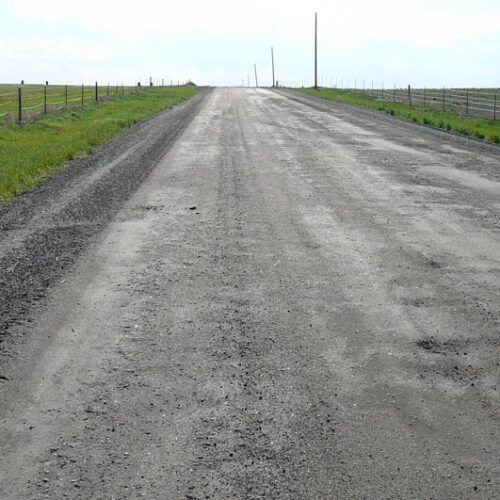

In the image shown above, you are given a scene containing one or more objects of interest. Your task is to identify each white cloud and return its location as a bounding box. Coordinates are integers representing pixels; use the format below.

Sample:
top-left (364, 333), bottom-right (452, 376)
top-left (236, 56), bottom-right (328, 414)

top-left (9, 0), bottom-right (500, 44)
top-left (2, 0), bottom-right (500, 86)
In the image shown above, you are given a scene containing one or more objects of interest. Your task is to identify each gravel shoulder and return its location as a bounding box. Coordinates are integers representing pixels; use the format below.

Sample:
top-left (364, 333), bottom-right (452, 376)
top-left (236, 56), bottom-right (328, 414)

top-left (0, 88), bottom-right (499, 499)
top-left (279, 88), bottom-right (500, 160)
top-left (0, 88), bottom-right (210, 339)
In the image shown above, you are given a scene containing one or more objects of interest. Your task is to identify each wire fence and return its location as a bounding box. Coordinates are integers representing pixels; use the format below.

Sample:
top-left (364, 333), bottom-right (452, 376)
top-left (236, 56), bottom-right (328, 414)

top-left (281, 78), bottom-right (499, 121)
top-left (0, 81), bottom-right (188, 125)
top-left (353, 85), bottom-right (499, 121)
top-left (312, 81), bottom-right (499, 121)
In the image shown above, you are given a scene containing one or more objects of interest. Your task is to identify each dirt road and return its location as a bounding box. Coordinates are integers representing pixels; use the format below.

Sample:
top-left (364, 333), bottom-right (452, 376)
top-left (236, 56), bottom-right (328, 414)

top-left (0, 88), bottom-right (499, 499)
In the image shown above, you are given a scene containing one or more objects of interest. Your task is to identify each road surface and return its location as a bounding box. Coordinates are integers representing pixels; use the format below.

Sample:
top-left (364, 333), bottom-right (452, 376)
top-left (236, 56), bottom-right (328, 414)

top-left (0, 88), bottom-right (499, 499)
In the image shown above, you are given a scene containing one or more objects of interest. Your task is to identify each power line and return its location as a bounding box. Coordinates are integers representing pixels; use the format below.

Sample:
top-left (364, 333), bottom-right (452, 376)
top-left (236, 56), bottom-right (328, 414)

top-left (271, 47), bottom-right (276, 88)
top-left (314, 12), bottom-right (318, 89)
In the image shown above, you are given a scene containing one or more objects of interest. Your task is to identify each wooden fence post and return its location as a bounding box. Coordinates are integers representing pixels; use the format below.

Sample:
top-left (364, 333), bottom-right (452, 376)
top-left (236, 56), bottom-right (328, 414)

top-left (81, 84), bottom-right (84, 109)
top-left (408, 85), bottom-right (412, 107)
top-left (494, 92), bottom-right (497, 120)
top-left (466, 90), bottom-right (469, 117)
top-left (18, 87), bottom-right (22, 123)
top-left (423, 86), bottom-right (427, 108)
top-left (44, 84), bottom-right (47, 114)
top-left (442, 87), bottom-right (446, 112)
top-left (95, 82), bottom-right (98, 102)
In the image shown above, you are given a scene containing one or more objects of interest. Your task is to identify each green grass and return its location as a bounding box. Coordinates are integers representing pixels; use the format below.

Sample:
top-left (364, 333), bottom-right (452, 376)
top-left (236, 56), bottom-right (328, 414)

top-left (298, 88), bottom-right (500, 145)
top-left (0, 85), bottom-right (198, 204)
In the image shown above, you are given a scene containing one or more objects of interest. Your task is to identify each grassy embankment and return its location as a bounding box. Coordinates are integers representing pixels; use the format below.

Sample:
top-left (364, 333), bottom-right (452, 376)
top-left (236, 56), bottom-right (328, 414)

top-left (0, 85), bottom-right (198, 204)
top-left (299, 88), bottom-right (500, 144)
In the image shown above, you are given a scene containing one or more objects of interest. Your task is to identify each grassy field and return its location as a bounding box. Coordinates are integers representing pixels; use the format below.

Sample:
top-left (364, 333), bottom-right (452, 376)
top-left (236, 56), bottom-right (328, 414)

top-left (0, 85), bottom-right (198, 204)
top-left (299, 88), bottom-right (500, 144)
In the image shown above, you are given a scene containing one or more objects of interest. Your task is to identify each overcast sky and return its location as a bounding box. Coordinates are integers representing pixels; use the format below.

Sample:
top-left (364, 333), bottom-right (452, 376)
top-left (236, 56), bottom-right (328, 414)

top-left (1, 0), bottom-right (499, 88)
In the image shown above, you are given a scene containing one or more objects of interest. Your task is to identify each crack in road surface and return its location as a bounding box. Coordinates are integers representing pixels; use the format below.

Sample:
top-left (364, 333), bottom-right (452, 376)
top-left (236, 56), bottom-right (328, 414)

top-left (0, 88), bottom-right (499, 499)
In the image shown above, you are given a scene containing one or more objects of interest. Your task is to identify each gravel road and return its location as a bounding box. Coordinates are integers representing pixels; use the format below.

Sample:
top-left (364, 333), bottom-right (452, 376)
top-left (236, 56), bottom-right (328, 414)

top-left (0, 88), bottom-right (499, 499)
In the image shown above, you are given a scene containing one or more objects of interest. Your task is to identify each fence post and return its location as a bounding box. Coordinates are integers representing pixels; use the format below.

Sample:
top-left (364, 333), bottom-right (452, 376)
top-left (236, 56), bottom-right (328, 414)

top-left (81, 84), bottom-right (84, 109)
top-left (393, 84), bottom-right (396, 102)
top-left (65, 85), bottom-right (68, 109)
top-left (466, 90), bottom-right (469, 118)
top-left (408, 85), bottom-right (412, 107)
top-left (18, 87), bottom-right (22, 123)
top-left (381, 82), bottom-right (384, 99)
top-left (423, 86), bottom-right (427, 108)
top-left (442, 87), bottom-right (446, 113)
top-left (44, 84), bottom-right (47, 114)
top-left (494, 92), bottom-right (497, 120)
top-left (95, 82), bottom-right (98, 102)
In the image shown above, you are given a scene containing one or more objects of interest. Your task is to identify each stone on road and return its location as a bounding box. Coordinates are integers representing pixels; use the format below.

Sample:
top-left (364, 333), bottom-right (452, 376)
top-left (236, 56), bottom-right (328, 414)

top-left (0, 88), bottom-right (499, 499)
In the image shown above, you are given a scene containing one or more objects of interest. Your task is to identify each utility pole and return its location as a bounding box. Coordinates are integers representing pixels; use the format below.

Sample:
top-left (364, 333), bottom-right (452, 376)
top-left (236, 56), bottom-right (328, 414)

top-left (314, 12), bottom-right (318, 89)
top-left (271, 46), bottom-right (276, 88)
top-left (254, 64), bottom-right (259, 88)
